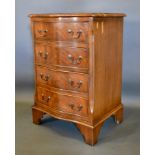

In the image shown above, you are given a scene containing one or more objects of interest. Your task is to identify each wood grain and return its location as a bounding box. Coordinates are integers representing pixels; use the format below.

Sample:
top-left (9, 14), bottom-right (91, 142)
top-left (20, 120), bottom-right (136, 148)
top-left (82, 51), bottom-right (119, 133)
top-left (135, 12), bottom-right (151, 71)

top-left (34, 21), bottom-right (89, 43)
top-left (35, 42), bottom-right (89, 69)
top-left (36, 66), bottom-right (89, 93)
top-left (92, 17), bottom-right (124, 124)
top-left (30, 13), bottom-right (126, 145)
top-left (32, 108), bottom-right (44, 124)
top-left (36, 87), bottom-right (89, 117)
top-left (29, 13), bottom-right (126, 18)
top-left (76, 122), bottom-right (104, 146)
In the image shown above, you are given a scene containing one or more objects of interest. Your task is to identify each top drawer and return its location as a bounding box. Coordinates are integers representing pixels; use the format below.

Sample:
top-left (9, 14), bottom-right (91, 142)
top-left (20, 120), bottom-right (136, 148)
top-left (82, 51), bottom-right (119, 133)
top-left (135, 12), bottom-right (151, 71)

top-left (33, 22), bottom-right (89, 43)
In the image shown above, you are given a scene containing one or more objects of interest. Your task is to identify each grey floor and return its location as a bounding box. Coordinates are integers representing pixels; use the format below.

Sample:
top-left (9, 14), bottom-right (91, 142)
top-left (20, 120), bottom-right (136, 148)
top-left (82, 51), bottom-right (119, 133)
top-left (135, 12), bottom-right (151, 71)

top-left (16, 89), bottom-right (140, 155)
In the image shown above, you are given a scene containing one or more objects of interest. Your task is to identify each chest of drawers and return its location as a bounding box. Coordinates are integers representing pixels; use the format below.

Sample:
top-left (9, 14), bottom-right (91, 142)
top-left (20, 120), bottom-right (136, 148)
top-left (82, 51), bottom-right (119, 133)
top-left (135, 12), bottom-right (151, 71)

top-left (29, 13), bottom-right (126, 145)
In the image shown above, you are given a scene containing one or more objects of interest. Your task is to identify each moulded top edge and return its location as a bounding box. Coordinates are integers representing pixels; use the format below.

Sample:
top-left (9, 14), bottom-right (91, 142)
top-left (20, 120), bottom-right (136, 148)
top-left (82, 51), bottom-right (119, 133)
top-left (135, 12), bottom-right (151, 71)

top-left (29, 13), bottom-right (126, 18)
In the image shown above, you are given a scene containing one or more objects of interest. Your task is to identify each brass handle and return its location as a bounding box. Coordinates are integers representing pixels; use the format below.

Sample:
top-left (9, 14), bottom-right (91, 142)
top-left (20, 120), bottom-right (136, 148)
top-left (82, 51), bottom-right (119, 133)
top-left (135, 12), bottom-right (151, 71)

top-left (68, 103), bottom-right (75, 110)
top-left (40, 73), bottom-right (49, 81)
top-left (68, 79), bottom-right (83, 89)
top-left (38, 51), bottom-right (48, 59)
top-left (37, 29), bottom-right (48, 37)
top-left (41, 94), bottom-right (51, 102)
top-left (67, 54), bottom-right (83, 65)
top-left (77, 105), bottom-right (83, 111)
top-left (68, 103), bottom-right (83, 112)
top-left (67, 29), bottom-right (82, 39)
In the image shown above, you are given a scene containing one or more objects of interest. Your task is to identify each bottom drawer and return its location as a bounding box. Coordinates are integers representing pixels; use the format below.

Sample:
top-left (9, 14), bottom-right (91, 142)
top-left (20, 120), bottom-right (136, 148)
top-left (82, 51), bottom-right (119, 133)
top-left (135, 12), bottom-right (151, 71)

top-left (36, 87), bottom-right (89, 117)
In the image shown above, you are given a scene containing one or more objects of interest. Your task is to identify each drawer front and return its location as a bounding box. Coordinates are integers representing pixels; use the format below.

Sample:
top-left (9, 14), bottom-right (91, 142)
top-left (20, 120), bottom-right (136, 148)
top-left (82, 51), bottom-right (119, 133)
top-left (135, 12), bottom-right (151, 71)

top-left (35, 43), bottom-right (56, 65)
top-left (36, 66), bottom-right (89, 93)
top-left (34, 22), bottom-right (53, 40)
top-left (35, 44), bottom-right (89, 69)
top-left (53, 22), bottom-right (89, 42)
top-left (33, 22), bottom-right (89, 42)
top-left (36, 87), bottom-right (88, 117)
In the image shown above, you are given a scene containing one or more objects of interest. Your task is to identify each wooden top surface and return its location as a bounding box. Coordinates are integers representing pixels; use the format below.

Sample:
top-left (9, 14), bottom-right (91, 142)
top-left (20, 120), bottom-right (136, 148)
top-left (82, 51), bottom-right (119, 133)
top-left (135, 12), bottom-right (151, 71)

top-left (29, 13), bottom-right (126, 18)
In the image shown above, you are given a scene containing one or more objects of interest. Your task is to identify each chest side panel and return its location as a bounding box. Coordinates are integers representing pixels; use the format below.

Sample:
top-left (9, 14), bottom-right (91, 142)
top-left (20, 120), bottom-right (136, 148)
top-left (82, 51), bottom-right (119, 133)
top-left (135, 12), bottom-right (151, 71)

top-left (93, 17), bottom-right (124, 123)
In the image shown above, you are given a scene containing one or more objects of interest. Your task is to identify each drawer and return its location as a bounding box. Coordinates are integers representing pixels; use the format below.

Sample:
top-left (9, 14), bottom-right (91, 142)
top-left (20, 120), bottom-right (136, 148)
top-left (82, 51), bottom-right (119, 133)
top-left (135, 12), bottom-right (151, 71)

top-left (35, 43), bottom-right (89, 69)
top-left (34, 22), bottom-right (53, 40)
top-left (33, 22), bottom-right (89, 42)
top-left (36, 87), bottom-right (88, 117)
top-left (53, 22), bottom-right (89, 42)
top-left (36, 66), bottom-right (89, 93)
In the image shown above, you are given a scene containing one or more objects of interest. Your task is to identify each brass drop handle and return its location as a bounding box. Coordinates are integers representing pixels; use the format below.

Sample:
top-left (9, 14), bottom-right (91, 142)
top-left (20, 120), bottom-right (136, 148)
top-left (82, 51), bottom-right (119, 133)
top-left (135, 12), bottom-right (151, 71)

top-left (41, 94), bottom-right (51, 102)
top-left (68, 103), bottom-right (75, 110)
top-left (77, 105), bottom-right (83, 111)
top-left (67, 54), bottom-right (83, 65)
top-left (68, 103), bottom-right (83, 112)
top-left (38, 51), bottom-right (48, 59)
top-left (67, 29), bottom-right (82, 39)
top-left (40, 73), bottom-right (49, 81)
top-left (43, 52), bottom-right (48, 59)
top-left (68, 79), bottom-right (83, 89)
top-left (37, 29), bottom-right (48, 37)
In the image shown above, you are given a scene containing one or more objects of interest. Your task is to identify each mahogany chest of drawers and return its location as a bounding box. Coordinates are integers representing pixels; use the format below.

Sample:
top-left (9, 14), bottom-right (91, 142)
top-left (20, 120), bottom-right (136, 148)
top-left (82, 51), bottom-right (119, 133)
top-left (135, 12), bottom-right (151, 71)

top-left (29, 13), bottom-right (126, 145)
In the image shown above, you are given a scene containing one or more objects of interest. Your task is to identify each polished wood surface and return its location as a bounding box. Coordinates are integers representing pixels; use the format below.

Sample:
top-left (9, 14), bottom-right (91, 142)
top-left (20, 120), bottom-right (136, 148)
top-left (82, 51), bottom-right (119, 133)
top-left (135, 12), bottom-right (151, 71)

top-left (92, 18), bottom-right (124, 123)
top-left (32, 108), bottom-right (44, 124)
top-left (76, 122), bottom-right (104, 145)
top-left (35, 42), bottom-right (89, 69)
top-left (34, 21), bottom-right (89, 43)
top-left (30, 13), bottom-right (126, 145)
top-left (36, 87), bottom-right (89, 117)
top-left (29, 13), bottom-right (126, 18)
top-left (36, 66), bottom-right (89, 93)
